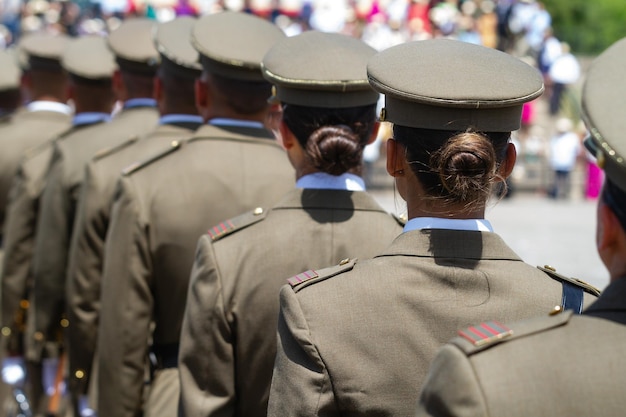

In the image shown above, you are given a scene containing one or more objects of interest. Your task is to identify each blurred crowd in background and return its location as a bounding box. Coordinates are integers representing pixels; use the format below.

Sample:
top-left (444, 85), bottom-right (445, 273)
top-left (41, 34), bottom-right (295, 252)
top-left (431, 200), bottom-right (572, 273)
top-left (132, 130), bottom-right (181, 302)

top-left (0, 0), bottom-right (599, 199)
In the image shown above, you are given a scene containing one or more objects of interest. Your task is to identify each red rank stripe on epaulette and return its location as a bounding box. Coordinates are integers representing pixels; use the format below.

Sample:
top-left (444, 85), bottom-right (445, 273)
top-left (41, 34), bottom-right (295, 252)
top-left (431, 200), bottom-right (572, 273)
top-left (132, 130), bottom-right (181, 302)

top-left (287, 270), bottom-right (319, 287)
top-left (458, 321), bottom-right (513, 347)
top-left (208, 219), bottom-right (236, 240)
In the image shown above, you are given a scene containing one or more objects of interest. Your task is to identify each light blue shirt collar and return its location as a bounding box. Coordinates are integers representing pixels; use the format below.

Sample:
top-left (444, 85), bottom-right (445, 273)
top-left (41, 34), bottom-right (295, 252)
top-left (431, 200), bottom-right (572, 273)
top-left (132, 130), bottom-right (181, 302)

top-left (296, 172), bottom-right (366, 191)
top-left (159, 114), bottom-right (203, 125)
top-left (403, 217), bottom-right (494, 233)
top-left (208, 118), bottom-right (264, 129)
top-left (27, 101), bottom-right (72, 115)
top-left (123, 98), bottom-right (158, 109)
top-left (72, 112), bottom-right (110, 126)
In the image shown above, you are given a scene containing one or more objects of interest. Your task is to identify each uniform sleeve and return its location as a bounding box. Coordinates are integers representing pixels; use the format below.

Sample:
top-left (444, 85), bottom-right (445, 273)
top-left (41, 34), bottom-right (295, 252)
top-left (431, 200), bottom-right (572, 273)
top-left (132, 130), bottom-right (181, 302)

top-left (415, 344), bottom-right (489, 417)
top-left (267, 286), bottom-right (338, 416)
top-left (178, 235), bottom-right (234, 417)
top-left (97, 177), bottom-right (152, 417)
top-left (66, 162), bottom-right (109, 397)
top-left (32, 151), bottom-right (72, 353)
top-left (1, 165), bottom-right (37, 355)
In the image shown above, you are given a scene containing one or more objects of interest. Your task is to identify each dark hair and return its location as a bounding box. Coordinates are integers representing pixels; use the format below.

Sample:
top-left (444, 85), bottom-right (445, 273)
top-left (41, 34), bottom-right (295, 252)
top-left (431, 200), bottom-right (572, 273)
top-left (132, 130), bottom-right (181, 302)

top-left (120, 70), bottom-right (154, 99)
top-left (601, 179), bottom-right (626, 232)
top-left (282, 103), bottom-right (377, 175)
top-left (393, 125), bottom-right (511, 211)
top-left (157, 67), bottom-right (197, 115)
top-left (209, 72), bottom-right (272, 115)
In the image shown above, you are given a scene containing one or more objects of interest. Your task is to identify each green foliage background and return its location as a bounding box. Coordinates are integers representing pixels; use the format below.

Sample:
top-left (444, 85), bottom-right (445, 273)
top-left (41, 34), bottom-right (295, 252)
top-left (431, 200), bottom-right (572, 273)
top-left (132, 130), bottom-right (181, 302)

top-left (544, 0), bottom-right (626, 54)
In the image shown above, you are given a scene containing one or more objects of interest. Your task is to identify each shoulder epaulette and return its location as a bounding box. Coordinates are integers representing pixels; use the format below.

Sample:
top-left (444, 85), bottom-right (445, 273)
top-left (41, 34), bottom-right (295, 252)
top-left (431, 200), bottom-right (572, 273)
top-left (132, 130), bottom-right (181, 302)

top-left (22, 126), bottom-right (78, 159)
top-left (207, 207), bottom-right (267, 242)
top-left (121, 140), bottom-right (182, 176)
top-left (452, 309), bottom-right (574, 355)
top-left (93, 136), bottom-right (139, 161)
top-left (287, 258), bottom-right (357, 293)
top-left (538, 265), bottom-right (601, 297)
top-left (392, 213), bottom-right (407, 227)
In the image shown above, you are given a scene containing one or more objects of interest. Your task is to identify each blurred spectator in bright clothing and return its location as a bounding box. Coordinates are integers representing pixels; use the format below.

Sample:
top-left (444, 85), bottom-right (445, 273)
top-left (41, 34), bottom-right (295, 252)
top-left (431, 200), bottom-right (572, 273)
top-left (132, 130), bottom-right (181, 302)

top-left (549, 117), bottom-right (581, 199)
top-left (547, 42), bottom-right (580, 116)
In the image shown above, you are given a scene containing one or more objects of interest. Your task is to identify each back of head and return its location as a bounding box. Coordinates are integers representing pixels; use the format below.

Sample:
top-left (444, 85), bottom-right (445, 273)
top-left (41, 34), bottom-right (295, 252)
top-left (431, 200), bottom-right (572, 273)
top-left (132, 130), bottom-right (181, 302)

top-left (582, 37), bottom-right (626, 232)
top-left (154, 16), bottom-right (202, 115)
top-left (19, 32), bottom-right (71, 102)
top-left (262, 31), bottom-right (380, 175)
top-left (108, 17), bottom-right (160, 99)
top-left (62, 35), bottom-right (117, 113)
top-left (367, 39), bottom-right (544, 211)
top-left (191, 11), bottom-right (286, 116)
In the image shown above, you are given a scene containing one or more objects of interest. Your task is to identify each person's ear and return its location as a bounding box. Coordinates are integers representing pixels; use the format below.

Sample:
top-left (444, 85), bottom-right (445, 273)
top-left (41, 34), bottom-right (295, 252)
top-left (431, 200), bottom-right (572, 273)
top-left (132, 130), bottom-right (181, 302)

top-left (279, 120), bottom-right (296, 150)
top-left (194, 77), bottom-right (208, 112)
top-left (597, 202), bottom-right (619, 255)
top-left (112, 69), bottom-right (127, 102)
top-left (386, 138), bottom-right (406, 177)
top-left (153, 76), bottom-right (163, 101)
top-left (366, 122), bottom-right (381, 145)
top-left (498, 142), bottom-right (517, 180)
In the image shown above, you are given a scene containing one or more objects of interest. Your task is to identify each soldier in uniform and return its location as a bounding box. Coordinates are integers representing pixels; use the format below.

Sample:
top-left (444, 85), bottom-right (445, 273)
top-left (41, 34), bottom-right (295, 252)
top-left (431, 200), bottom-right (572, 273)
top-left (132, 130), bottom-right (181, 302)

top-left (267, 39), bottom-right (599, 417)
top-left (0, 33), bottom-right (72, 416)
top-left (178, 31), bottom-right (404, 417)
top-left (29, 19), bottom-right (160, 416)
top-left (415, 36), bottom-right (626, 417)
top-left (65, 16), bottom-right (203, 416)
top-left (96, 11), bottom-right (293, 417)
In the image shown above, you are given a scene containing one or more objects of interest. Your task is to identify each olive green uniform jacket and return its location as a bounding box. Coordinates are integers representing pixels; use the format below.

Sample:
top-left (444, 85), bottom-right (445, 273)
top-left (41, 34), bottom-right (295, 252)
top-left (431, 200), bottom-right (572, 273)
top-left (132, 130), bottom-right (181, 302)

top-left (267, 229), bottom-right (598, 417)
top-left (66, 121), bottom-right (201, 404)
top-left (0, 107), bottom-right (71, 230)
top-left (416, 278), bottom-right (624, 417)
top-left (31, 106), bottom-right (158, 361)
top-left (97, 124), bottom-right (294, 417)
top-left (178, 188), bottom-right (404, 417)
top-left (1, 123), bottom-right (98, 360)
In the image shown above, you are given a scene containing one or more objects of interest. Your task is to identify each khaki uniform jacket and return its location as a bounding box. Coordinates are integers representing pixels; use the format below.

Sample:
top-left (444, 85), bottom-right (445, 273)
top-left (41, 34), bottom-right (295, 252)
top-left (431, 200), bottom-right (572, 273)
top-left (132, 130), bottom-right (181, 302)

top-left (66, 122), bottom-right (200, 400)
top-left (31, 106), bottom-right (158, 360)
top-left (416, 278), bottom-right (625, 417)
top-left (267, 229), bottom-right (598, 417)
top-left (178, 188), bottom-right (404, 417)
top-left (0, 107), bottom-right (71, 228)
top-left (97, 124), bottom-right (294, 417)
top-left (1, 124), bottom-right (96, 359)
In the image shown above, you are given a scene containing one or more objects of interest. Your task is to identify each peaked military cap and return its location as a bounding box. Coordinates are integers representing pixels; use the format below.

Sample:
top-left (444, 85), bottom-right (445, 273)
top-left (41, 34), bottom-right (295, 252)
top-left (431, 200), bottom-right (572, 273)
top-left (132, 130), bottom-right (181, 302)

top-left (154, 16), bottom-right (201, 80)
top-left (262, 31), bottom-right (380, 108)
top-left (62, 36), bottom-right (117, 80)
top-left (108, 17), bottom-right (160, 74)
top-left (191, 11), bottom-right (285, 81)
top-left (0, 48), bottom-right (21, 91)
top-left (19, 32), bottom-right (70, 72)
top-left (582, 37), bottom-right (626, 193)
top-left (367, 39), bottom-right (544, 132)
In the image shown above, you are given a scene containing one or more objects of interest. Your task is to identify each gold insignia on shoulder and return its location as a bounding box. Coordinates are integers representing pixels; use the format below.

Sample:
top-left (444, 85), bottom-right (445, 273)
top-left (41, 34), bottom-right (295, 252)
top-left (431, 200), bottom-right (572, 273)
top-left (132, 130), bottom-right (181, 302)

top-left (549, 305), bottom-right (563, 316)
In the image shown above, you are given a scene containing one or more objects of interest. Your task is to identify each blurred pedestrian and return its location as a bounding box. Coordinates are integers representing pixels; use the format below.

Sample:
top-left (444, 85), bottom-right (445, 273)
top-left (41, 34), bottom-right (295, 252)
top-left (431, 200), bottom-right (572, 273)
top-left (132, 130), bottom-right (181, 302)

top-left (548, 42), bottom-right (580, 116)
top-left (548, 117), bottom-right (580, 199)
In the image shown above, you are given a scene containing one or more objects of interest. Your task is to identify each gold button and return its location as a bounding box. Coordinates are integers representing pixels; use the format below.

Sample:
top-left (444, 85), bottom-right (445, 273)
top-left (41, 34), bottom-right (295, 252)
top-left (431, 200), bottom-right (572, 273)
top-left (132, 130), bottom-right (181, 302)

top-left (75, 370), bottom-right (85, 379)
top-left (543, 265), bottom-right (556, 272)
top-left (253, 207), bottom-right (264, 215)
top-left (339, 258), bottom-right (350, 266)
top-left (34, 332), bottom-right (44, 341)
top-left (60, 319), bottom-right (69, 328)
top-left (549, 305), bottom-right (563, 316)
top-left (171, 140), bottom-right (179, 147)
top-left (1, 327), bottom-right (11, 337)
top-left (19, 299), bottom-right (29, 309)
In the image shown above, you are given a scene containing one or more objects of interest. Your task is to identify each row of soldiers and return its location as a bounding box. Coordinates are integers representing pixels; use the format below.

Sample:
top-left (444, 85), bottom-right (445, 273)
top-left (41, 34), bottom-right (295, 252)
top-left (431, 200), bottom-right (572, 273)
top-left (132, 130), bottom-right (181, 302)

top-left (0, 7), bottom-right (624, 417)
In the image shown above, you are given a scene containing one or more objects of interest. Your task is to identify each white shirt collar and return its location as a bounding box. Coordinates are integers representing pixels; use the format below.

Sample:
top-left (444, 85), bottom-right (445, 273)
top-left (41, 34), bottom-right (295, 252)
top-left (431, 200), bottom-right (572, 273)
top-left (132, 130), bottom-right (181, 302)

top-left (296, 172), bottom-right (365, 191)
top-left (27, 101), bottom-right (72, 115)
top-left (403, 217), bottom-right (494, 233)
